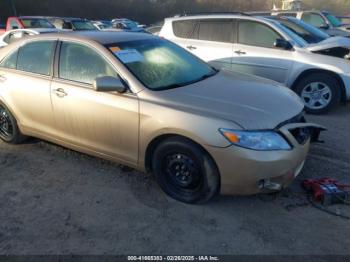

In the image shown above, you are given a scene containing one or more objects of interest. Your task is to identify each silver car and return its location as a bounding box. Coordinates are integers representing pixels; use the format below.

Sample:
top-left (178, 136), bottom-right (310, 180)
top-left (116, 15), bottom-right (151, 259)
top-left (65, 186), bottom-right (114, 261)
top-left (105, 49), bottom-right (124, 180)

top-left (160, 14), bottom-right (350, 114)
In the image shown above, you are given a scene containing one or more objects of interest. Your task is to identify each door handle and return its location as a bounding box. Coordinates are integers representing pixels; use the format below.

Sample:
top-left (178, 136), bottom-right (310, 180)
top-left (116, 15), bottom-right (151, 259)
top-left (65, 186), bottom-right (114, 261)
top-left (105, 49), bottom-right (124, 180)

top-left (234, 50), bottom-right (246, 55)
top-left (0, 75), bottom-right (7, 82)
top-left (53, 88), bottom-right (67, 98)
top-left (186, 45), bottom-right (197, 50)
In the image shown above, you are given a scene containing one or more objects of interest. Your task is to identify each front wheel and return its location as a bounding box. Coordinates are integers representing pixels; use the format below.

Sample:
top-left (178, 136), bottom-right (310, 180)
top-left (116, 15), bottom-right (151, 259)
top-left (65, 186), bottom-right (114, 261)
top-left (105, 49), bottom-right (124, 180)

top-left (152, 137), bottom-right (220, 204)
top-left (295, 73), bottom-right (341, 114)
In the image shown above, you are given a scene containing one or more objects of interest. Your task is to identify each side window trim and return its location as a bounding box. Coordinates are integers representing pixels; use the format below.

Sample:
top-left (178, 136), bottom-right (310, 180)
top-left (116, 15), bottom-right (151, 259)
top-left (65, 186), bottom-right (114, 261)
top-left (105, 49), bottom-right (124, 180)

top-left (237, 20), bottom-right (284, 49)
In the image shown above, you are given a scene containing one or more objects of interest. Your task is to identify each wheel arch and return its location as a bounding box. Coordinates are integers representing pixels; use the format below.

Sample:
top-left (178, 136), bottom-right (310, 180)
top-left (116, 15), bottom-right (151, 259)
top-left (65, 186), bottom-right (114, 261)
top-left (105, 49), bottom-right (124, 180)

top-left (291, 69), bottom-right (347, 103)
top-left (144, 134), bottom-right (220, 181)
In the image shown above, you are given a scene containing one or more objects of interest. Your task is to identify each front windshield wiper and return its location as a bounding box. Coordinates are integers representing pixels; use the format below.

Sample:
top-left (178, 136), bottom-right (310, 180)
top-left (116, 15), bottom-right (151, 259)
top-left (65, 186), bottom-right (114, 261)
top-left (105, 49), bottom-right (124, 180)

top-left (158, 69), bottom-right (219, 91)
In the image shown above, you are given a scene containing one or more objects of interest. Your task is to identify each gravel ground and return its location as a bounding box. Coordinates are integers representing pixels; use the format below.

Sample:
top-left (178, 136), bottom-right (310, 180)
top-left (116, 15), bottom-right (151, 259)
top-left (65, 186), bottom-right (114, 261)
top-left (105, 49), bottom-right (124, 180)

top-left (0, 106), bottom-right (350, 255)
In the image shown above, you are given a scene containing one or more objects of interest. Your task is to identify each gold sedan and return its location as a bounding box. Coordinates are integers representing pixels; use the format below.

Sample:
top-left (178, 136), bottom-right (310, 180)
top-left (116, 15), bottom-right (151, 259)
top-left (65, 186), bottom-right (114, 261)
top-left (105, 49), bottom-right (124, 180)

top-left (0, 32), bottom-right (324, 203)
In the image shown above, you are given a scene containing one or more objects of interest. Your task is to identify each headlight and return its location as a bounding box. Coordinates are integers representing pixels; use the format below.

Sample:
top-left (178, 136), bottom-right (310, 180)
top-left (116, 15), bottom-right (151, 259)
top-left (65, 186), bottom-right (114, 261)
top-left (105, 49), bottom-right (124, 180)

top-left (219, 129), bottom-right (291, 151)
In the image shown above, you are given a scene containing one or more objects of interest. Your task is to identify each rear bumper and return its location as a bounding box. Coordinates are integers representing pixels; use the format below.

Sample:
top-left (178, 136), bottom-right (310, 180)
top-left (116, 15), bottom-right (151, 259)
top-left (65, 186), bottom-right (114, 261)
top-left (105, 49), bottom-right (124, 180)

top-left (205, 123), bottom-right (325, 195)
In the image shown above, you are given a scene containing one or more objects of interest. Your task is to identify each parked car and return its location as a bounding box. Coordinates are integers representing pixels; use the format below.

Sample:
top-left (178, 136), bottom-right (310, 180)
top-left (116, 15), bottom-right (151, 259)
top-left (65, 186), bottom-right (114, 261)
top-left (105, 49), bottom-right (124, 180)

top-left (146, 22), bottom-right (164, 35)
top-left (269, 10), bottom-right (350, 37)
top-left (0, 31), bottom-right (324, 203)
top-left (47, 17), bottom-right (96, 31)
top-left (111, 18), bottom-right (146, 32)
top-left (160, 14), bottom-right (350, 114)
top-left (0, 16), bottom-right (55, 35)
top-left (92, 20), bottom-right (113, 30)
top-left (0, 28), bottom-right (60, 48)
top-left (338, 16), bottom-right (350, 25)
top-left (266, 16), bottom-right (332, 44)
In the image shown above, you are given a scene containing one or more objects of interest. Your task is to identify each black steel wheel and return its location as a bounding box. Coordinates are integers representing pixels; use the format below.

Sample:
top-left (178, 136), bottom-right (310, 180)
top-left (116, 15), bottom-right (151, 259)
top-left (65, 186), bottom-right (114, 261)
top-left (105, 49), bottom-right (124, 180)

top-left (152, 137), bottom-right (219, 204)
top-left (0, 103), bottom-right (26, 144)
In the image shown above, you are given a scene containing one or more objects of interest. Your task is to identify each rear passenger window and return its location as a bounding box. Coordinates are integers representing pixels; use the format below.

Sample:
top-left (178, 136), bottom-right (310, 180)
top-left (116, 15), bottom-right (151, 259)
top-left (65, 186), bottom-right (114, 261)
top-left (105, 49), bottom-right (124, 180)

top-left (173, 20), bottom-right (197, 38)
top-left (197, 19), bottom-right (234, 43)
top-left (0, 50), bottom-right (18, 69)
top-left (301, 13), bottom-right (325, 27)
top-left (238, 21), bottom-right (280, 48)
top-left (17, 41), bottom-right (55, 75)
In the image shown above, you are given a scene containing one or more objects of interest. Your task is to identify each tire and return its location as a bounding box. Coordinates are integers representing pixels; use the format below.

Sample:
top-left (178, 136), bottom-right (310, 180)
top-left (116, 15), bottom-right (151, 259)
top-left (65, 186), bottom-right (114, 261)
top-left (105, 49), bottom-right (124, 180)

top-left (0, 103), bottom-right (27, 144)
top-left (152, 137), bottom-right (220, 204)
top-left (294, 73), bottom-right (341, 114)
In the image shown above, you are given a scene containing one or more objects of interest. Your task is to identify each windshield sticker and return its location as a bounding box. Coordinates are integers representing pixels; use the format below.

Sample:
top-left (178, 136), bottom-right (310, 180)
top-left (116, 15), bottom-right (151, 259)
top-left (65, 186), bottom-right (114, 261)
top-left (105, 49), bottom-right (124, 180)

top-left (114, 49), bottom-right (144, 64)
top-left (109, 46), bottom-right (121, 52)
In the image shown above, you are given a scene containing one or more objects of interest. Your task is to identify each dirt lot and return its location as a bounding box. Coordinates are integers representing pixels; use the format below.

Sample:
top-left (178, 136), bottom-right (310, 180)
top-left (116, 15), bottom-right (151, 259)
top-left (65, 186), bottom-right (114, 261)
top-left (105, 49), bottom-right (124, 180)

top-left (0, 106), bottom-right (350, 255)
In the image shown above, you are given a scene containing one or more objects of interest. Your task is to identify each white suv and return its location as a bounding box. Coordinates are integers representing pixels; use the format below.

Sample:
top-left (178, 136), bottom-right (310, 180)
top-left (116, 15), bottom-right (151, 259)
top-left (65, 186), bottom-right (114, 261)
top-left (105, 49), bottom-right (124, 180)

top-left (160, 14), bottom-right (350, 114)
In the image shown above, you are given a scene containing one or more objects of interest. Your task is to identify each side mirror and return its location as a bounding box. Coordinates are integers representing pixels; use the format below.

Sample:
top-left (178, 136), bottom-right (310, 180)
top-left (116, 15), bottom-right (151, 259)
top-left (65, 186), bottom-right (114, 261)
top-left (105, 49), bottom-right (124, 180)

top-left (274, 38), bottom-right (293, 50)
top-left (319, 23), bottom-right (330, 30)
top-left (93, 76), bottom-right (127, 93)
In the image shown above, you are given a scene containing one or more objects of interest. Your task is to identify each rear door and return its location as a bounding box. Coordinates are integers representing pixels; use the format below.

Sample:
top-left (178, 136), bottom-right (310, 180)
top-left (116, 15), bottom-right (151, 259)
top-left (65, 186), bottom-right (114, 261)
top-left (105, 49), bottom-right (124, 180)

top-left (185, 19), bottom-right (235, 70)
top-left (0, 40), bottom-right (56, 135)
top-left (232, 19), bottom-right (294, 84)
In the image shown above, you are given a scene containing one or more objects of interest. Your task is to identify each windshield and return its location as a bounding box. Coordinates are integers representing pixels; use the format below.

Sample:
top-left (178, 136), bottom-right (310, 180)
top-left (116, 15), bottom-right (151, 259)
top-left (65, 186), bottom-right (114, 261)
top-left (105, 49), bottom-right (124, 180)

top-left (99, 22), bottom-right (112, 29)
top-left (106, 38), bottom-right (217, 90)
top-left (123, 21), bottom-right (138, 29)
top-left (71, 20), bottom-right (96, 30)
top-left (278, 18), bottom-right (330, 43)
top-left (325, 13), bottom-right (343, 27)
top-left (21, 18), bottom-right (55, 29)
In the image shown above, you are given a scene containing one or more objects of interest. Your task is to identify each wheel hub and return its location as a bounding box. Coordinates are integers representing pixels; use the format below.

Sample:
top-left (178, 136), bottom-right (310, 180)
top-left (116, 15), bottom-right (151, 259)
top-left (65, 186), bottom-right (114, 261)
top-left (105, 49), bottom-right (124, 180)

top-left (166, 154), bottom-right (198, 188)
top-left (301, 82), bottom-right (332, 110)
top-left (0, 107), bottom-right (13, 138)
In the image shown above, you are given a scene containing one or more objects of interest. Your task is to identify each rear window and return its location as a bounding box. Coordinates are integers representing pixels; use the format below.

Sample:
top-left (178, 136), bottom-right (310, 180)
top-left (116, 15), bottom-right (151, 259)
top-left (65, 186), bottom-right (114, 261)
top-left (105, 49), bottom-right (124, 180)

top-left (0, 50), bottom-right (18, 69)
top-left (196, 19), bottom-right (234, 43)
top-left (21, 18), bottom-right (55, 29)
top-left (172, 20), bottom-right (197, 38)
top-left (17, 41), bottom-right (55, 75)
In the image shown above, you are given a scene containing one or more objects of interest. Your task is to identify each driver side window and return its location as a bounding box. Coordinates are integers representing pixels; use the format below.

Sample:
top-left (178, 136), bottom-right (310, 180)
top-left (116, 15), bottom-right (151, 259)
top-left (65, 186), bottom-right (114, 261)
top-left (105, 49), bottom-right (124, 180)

top-left (238, 21), bottom-right (281, 48)
top-left (59, 42), bottom-right (119, 85)
top-left (301, 13), bottom-right (325, 28)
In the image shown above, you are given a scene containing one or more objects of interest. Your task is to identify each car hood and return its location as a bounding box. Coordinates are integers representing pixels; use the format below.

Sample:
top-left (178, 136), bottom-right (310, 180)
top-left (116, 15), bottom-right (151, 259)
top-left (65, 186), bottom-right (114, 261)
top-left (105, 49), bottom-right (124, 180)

top-left (306, 36), bottom-right (350, 52)
top-left (144, 70), bottom-right (304, 130)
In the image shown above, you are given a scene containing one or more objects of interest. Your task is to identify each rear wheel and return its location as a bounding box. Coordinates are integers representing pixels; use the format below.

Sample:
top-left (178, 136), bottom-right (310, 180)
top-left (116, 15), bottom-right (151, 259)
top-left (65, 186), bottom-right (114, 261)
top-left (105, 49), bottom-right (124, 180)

top-left (0, 103), bottom-right (26, 144)
top-left (295, 73), bottom-right (341, 114)
top-left (152, 137), bottom-right (219, 204)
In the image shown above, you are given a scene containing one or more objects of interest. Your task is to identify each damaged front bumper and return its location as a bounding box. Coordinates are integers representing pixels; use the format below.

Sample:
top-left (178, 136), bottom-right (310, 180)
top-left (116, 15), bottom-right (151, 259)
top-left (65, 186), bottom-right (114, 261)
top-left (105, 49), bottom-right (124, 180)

top-left (205, 121), bottom-right (326, 195)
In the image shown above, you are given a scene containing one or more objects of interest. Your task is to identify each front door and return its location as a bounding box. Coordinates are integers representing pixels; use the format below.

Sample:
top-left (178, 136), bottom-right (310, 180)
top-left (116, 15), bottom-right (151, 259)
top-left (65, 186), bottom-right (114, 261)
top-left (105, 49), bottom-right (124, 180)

top-left (232, 20), bottom-right (294, 85)
top-left (50, 41), bottom-right (139, 164)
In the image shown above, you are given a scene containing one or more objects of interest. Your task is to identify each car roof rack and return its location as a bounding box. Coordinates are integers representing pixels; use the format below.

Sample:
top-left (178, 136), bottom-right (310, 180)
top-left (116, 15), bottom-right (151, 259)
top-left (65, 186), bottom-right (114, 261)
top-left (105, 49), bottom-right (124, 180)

top-left (176, 12), bottom-right (251, 17)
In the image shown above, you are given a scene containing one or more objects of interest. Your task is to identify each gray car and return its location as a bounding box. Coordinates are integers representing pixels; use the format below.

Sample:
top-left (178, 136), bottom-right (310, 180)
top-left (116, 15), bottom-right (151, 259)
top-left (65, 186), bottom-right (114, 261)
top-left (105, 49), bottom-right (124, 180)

top-left (160, 14), bottom-right (350, 114)
top-left (268, 10), bottom-right (350, 37)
